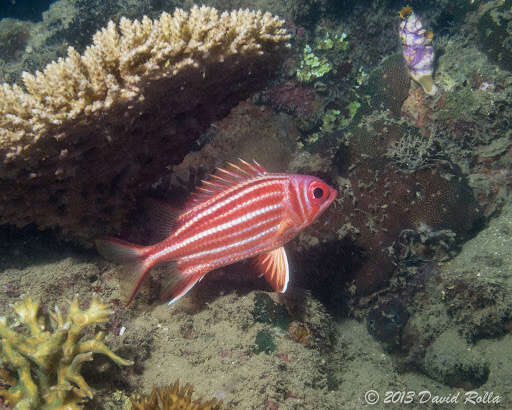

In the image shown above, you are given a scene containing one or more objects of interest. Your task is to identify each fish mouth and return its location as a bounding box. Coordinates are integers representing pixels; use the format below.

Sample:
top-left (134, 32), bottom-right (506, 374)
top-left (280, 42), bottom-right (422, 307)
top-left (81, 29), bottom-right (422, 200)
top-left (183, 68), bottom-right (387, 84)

top-left (316, 186), bottom-right (338, 216)
top-left (327, 187), bottom-right (338, 204)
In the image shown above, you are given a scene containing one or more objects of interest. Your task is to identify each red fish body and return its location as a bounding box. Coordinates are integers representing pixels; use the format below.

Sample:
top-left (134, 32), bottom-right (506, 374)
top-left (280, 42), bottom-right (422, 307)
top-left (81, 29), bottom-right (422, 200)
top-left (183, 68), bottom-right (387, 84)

top-left (96, 160), bottom-right (337, 305)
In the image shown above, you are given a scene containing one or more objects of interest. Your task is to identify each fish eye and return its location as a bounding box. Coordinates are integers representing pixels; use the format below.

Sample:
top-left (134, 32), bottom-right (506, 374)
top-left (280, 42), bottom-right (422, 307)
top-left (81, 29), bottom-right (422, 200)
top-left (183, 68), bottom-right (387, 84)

top-left (308, 181), bottom-right (329, 203)
top-left (313, 187), bottom-right (324, 199)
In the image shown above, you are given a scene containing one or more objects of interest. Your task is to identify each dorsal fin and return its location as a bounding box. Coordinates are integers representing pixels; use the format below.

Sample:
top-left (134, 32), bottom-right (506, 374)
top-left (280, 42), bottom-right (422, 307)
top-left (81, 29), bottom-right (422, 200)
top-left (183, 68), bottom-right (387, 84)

top-left (143, 198), bottom-right (180, 243)
top-left (184, 159), bottom-right (268, 208)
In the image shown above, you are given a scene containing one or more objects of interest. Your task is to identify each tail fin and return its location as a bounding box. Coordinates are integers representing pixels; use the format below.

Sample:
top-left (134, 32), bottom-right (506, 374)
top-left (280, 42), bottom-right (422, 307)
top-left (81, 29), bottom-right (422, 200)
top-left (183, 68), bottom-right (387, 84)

top-left (95, 238), bottom-right (147, 263)
top-left (95, 238), bottom-right (152, 305)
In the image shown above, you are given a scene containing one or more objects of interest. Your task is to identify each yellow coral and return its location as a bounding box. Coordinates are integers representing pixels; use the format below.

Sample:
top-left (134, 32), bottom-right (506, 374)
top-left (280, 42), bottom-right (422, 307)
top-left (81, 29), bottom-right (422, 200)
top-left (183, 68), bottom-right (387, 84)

top-left (0, 6), bottom-right (290, 240)
top-left (130, 380), bottom-right (222, 410)
top-left (0, 295), bottom-right (132, 409)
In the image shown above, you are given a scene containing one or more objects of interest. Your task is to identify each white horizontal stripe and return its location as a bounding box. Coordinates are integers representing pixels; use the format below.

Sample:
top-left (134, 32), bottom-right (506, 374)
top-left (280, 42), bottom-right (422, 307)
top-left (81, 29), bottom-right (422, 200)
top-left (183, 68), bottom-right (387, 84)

top-left (181, 204), bottom-right (280, 248)
top-left (207, 246), bottom-right (265, 268)
top-left (175, 177), bottom-right (286, 236)
top-left (178, 216), bottom-right (281, 265)
top-left (152, 203), bottom-right (281, 261)
top-left (207, 191), bottom-right (281, 226)
top-left (206, 214), bottom-right (281, 247)
top-left (181, 225), bottom-right (278, 261)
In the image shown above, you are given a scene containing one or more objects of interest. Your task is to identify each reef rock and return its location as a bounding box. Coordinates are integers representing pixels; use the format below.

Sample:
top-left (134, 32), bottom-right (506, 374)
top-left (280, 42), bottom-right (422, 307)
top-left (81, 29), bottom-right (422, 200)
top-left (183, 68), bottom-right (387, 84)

top-left (423, 329), bottom-right (489, 389)
top-left (332, 119), bottom-right (482, 295)
top-left (477, 0), bottom-right (512, 72)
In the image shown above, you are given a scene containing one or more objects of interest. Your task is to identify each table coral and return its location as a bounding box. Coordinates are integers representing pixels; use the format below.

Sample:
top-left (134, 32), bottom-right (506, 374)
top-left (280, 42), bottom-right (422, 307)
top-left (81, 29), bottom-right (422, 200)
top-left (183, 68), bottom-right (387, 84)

top-left (0, 6), bottom-right (290, 241)
top-left (0, 295), bottom-right (132, 409)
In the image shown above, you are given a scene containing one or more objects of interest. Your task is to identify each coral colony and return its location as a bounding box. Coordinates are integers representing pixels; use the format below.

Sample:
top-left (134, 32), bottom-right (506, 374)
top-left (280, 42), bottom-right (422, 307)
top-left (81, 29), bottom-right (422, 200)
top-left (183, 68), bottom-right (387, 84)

top-left (0, 7), bottom-right (290, 241)
top-left (130, 380), bottom-right (223, 410)
top-left (0, 295), bottom-right (132, 409)
top-left (399, 6), bottom-right (438, 96)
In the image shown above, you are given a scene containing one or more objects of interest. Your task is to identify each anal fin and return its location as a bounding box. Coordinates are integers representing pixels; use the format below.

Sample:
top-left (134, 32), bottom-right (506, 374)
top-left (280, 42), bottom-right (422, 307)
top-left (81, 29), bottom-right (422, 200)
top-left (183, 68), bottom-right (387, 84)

top-left (159, 264), bottom-right (208, 306)
top-left (253, 247), bottom-right (289, 293)
top-left (119, 259), bottom-right (151, 306)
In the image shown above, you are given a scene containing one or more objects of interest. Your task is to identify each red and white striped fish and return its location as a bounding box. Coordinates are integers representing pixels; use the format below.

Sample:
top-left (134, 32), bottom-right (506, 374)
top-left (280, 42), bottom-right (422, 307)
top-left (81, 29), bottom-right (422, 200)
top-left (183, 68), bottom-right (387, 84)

top-left (96, 160), bottom-right (337, 305)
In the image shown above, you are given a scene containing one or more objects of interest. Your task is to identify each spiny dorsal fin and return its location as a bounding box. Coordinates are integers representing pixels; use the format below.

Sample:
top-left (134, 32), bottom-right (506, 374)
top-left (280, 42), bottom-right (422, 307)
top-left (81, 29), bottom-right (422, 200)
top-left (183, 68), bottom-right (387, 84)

top-left (185, 159), bottom-right (268, 207)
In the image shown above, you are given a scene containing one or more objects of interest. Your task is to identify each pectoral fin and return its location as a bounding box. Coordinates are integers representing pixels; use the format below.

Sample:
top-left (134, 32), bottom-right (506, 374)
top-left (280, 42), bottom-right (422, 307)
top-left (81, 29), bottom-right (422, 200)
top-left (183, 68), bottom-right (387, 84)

top-left (253, 247), bottom-right (289, 293)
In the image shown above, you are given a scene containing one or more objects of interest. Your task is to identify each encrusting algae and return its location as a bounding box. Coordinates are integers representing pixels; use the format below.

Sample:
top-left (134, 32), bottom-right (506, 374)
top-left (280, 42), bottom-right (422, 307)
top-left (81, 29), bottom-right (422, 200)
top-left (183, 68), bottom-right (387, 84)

top-left (0, 295), bottom-right (132, 409)
top-left (130, 380), bottom-right (222, 410)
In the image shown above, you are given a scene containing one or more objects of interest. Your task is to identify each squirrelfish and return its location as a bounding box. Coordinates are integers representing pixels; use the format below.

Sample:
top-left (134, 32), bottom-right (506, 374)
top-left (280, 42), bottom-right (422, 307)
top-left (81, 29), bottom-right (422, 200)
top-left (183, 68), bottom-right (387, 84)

top-left (96, 160), bottom-right (337, 305)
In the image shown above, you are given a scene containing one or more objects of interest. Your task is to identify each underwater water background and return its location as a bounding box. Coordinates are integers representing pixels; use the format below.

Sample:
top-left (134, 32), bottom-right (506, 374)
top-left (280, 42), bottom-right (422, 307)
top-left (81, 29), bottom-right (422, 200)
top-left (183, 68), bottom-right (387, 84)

top-left (0, 0), bottom-right (511, 409)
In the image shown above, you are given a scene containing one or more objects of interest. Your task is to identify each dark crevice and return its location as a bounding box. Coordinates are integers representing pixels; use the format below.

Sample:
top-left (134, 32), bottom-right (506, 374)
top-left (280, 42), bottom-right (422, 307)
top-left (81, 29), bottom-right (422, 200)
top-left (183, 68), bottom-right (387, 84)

top-left (0, 0), bottom-right (56, 21)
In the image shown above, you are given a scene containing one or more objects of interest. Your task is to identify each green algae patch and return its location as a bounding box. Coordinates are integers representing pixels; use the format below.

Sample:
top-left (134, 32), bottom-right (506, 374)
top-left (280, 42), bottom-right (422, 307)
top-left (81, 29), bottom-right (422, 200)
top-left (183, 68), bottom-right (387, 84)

top-left (251, 292), bottom-right (289, 331)
top-left (253, 330), bottom-right (277, 354)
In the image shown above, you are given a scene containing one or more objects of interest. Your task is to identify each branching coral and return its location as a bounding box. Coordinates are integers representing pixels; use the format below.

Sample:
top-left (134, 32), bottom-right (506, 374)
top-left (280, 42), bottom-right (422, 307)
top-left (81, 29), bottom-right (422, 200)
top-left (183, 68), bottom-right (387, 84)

top-left (130, 380), bottom-right (222, 410)
top-left (0, 295), bottom-right (132, 409)
top-left (0, 6), bottom-right (290, 240)
top-left (385, 128), bottom-right (441, 171)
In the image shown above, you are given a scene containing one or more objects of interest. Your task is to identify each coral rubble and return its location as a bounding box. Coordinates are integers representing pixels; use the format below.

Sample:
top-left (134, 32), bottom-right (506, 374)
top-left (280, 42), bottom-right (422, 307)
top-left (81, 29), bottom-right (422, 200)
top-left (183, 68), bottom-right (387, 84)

top-left (130, 380), bottom-right (222, 410)
top-left (0, 295), bottom-right (132, 409)
top-left (0, 6), bottom-right (290, 241)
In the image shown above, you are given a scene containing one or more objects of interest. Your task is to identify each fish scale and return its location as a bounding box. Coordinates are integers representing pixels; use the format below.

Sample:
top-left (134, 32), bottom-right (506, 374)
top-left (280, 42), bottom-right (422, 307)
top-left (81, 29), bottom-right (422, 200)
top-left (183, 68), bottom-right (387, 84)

top-left (96, 159), bottom-right (337, 305)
